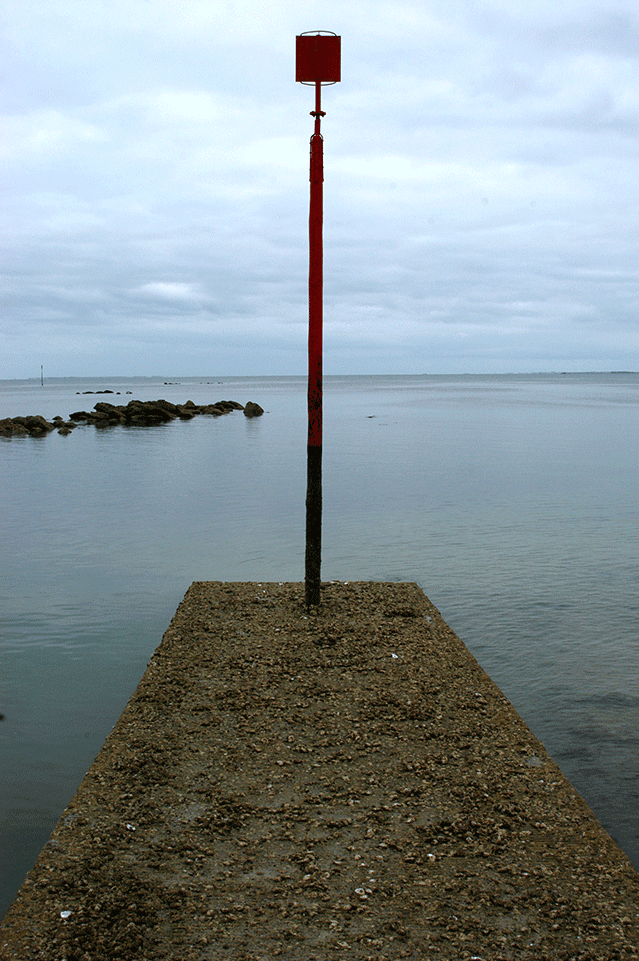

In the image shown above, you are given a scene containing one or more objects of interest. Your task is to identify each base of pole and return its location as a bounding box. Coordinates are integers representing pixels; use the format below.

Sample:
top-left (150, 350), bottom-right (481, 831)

top-left (305, 444), bottom-right (322, 607)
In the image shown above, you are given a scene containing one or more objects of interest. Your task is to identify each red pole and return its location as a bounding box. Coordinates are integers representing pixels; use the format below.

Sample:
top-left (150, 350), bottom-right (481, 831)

top-left (305, 81), bottom-right (324, 607)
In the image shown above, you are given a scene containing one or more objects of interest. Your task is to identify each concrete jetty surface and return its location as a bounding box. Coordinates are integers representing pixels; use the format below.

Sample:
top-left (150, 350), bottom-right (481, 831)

top-left (2, 581), bottom-right (638, 960)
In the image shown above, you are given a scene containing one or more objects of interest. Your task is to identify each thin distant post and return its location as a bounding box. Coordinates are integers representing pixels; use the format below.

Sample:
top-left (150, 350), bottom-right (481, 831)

top-left (296, 31), bottom-right (341, 608)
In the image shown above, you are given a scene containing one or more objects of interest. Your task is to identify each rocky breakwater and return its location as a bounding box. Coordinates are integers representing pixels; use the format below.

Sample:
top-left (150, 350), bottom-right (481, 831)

top-left (0, 399), bottom-right (264, 437)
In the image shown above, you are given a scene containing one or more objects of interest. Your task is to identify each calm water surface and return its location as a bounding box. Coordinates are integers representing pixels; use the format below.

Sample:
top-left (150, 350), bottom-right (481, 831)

top-left (1, 373), bottom-right (637, 916)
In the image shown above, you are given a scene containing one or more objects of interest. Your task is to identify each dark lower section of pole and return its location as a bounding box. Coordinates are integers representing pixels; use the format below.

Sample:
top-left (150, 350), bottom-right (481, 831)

top-left (305, 114), bottom-right (323, 609)
top-left (305, 444), bottom-right (322, 607)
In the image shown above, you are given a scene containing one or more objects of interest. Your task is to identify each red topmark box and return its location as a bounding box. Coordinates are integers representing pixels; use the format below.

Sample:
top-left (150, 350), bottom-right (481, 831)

top-left (296, 34), bottom-right (341, 83)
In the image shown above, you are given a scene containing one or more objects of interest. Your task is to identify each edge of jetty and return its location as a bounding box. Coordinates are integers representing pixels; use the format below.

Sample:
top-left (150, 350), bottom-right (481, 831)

top-left (2, 581), bottom-right (637, 960)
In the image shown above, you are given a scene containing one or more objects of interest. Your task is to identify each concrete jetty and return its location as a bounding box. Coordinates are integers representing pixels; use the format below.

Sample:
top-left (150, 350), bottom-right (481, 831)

top-left (1, 581), bottom-right (637, 960)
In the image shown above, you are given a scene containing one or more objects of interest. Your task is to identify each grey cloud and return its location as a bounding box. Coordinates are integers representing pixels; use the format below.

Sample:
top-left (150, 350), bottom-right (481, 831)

top-left (1, 0), bottom-right (636, 376)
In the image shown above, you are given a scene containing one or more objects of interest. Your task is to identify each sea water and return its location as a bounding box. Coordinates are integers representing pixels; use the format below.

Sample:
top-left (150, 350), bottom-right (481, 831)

top-left (1, 372), bottom-right (637, 916)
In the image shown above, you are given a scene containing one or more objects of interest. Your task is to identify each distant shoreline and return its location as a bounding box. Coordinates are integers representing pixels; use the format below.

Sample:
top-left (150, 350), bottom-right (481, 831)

top-left (1, 370), bottom-right (637, 387)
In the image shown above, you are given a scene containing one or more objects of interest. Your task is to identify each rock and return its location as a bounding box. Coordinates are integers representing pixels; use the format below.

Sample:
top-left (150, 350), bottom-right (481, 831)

top-left (175, 405), bottom-right (196, 419)
top-left (13, 415), bottom-right (55, 435)
top-left (27, 415), bottom-right (56, 433)
top-left (0, 418), bottom-right (22, 436)
top-left (122, 401), bottom-right (174, 424)
top-left (154, 399), bottom-right (179, 415)
top-left (0, 415), bottom-right (55, 436)
top-left (201, 400), bottom-right (242, 415)
top-left (91, 402), bottom-right (125, 424)
top-left (2, 399), bottom-right (258, 438)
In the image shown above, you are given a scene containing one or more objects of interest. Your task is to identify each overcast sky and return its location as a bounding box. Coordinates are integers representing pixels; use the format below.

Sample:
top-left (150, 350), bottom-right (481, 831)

top-left (2, 0), bottom-right (637, 377)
